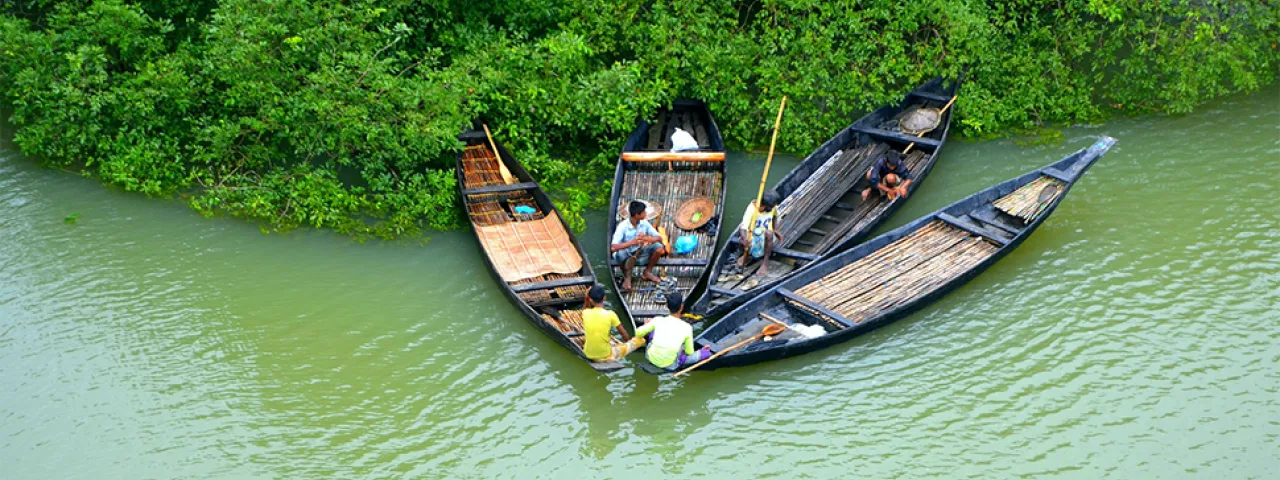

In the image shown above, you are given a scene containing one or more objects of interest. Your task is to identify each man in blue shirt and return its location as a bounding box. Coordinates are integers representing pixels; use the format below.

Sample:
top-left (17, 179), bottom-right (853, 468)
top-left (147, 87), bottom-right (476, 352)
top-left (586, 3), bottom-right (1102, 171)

top-left (611, 201), bottom-right (667, 291)
top-left (861, 152), bottom-right (912, 201)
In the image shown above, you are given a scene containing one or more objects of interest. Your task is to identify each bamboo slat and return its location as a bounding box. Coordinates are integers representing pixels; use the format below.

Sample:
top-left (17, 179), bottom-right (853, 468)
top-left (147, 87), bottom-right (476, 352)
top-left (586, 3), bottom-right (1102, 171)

top-left (789, 221), bottom-right (1000, 325)
top-left (809, 148), bottom-right (927, 253)
top-left (994, 176), bottom-right (1065, 220)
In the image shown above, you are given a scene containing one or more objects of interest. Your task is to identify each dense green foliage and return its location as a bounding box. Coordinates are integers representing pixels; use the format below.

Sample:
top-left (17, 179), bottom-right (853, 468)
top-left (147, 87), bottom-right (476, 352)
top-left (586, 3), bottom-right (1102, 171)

top-left (1, 0), bottom-right (1275, 237)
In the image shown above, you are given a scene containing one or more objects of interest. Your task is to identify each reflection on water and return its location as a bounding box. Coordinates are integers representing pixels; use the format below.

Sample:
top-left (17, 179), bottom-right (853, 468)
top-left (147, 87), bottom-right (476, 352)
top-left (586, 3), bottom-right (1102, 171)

top-left (2, 86), bottom-right (1279, 478)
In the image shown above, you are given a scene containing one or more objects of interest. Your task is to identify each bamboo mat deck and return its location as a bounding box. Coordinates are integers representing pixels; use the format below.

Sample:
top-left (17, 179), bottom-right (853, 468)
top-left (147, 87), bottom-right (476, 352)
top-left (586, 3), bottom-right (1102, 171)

top-left (616, 266), bottom-right (704, 315)
top-left (792, 221), bottom-right (1000, 324)
top-left (994, 176), bottom-right (1065, 221)
top-left (515, 272), bottom-right (590, 305)
top-left (810, 148), bottom-right (931, 252)
top-left (461, 145), bottom-right (504, 189)
top-left (617, 170), bottom-right (723, 261)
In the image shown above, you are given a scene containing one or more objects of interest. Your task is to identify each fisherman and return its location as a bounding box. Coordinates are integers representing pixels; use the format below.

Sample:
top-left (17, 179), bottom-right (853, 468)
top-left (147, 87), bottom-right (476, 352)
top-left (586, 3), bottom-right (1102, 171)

top-left (635, 292), bottom-right (711, 371)
top-left (737, 191), bottom-right (783, 277)
top-left (610, 200), bottom-right (667, 292)
top-left (581, 284), bottom-right (645, 363)
top-left (861, 151), bottom-right (912, 201)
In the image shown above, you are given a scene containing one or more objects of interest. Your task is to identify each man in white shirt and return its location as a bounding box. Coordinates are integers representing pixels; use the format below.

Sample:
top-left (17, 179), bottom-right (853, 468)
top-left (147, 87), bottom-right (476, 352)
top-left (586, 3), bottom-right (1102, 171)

top-left (737, 191), bottom-right (783, 277)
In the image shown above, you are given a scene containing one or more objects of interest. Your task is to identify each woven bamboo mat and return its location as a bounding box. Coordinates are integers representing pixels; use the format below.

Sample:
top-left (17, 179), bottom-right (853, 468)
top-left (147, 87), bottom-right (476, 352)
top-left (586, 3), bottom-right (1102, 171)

top-left (475, 211), bottom-right (583, 282)
top-left (619, 170), bottom-right (723, 261)
top-left (793, 220), bottom-right (1000, 323)
top-left (994, 176), bottom-right (1065, 221)
top-left (461, 145), bottom-right (504, 189)
top-left (616, 266), bottom-right (703, 314)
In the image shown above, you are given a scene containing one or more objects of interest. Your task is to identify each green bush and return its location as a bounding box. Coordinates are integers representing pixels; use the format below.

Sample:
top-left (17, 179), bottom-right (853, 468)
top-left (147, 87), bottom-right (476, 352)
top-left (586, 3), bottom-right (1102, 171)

top-left (2, 0), bottom-right (1276, 237)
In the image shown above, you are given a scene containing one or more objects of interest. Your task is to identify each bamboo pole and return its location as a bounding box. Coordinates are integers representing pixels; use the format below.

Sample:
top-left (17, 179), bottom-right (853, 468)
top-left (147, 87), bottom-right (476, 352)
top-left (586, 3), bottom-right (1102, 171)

top-left (756, 96), bottom-right (788, 208)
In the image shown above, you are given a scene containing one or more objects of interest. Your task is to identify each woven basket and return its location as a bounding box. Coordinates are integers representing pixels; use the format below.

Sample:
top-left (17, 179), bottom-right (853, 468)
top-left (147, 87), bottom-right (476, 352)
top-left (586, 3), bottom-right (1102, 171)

top-left (674, 197), bottom-right (715, 230)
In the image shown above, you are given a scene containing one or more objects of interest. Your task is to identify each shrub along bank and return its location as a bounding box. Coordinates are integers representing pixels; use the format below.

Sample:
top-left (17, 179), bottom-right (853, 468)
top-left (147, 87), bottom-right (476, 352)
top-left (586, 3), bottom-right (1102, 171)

top-left (1, 0), bottom-right (1275, 237)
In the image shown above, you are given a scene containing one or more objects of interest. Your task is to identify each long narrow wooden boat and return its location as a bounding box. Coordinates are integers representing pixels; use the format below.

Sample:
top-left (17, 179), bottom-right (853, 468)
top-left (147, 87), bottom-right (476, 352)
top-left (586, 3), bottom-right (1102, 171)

top-left (687, 137), bottom-right (1117, 371)
top-left (607, 100), bottom-right (727, 325)
top-left (456, 128), bottom-right (624, 372)
top-left (692, 77), bottom-right (962, 318)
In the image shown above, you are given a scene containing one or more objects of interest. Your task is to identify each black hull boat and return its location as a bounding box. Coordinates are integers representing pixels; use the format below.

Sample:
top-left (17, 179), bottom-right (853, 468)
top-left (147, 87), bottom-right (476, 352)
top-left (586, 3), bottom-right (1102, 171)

top-left (689, 137), bottom-right (1117, 371)
top-left (456, 128), bottom-right (622, 372)
top-left (607, 100), bottom-right (727, 326)
top-left (692, 77), bottom-right (962, 318)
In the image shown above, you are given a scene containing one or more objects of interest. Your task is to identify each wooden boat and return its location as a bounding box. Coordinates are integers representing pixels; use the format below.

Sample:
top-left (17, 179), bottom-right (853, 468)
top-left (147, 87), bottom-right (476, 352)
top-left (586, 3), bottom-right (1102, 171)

top-left (687, 137), bottom-right (1117, 371)
top-left (607, 100), bottom-right (727, 326)
top-left (456, 128), bottom-right (624, 372)
top-left (691, 77), bottom-right (962, 319)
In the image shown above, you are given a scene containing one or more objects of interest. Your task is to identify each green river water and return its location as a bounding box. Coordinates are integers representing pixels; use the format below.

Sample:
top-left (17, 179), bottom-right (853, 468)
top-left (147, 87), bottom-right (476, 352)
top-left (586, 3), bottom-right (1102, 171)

top-left (2, 87), bottom-right (1278, 479)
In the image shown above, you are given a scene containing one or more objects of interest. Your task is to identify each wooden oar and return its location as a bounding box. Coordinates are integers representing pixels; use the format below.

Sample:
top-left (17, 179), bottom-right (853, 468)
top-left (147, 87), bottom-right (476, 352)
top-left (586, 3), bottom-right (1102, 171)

top-left (673, 323), bottom-right (786, 377)
top-left (482, 124), bottom-right (515, 185)
top-left (755, 96), bottom-right (788, 207)
top-left (902, 95), bottom-right (958, 154)
top-left (759, 312), bottom-right (803, 334)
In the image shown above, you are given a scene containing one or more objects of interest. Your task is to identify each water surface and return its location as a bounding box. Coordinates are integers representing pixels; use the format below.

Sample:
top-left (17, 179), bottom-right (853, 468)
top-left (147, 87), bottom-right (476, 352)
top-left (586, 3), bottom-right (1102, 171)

top-left (2, 87), bottom-right (1278, 478)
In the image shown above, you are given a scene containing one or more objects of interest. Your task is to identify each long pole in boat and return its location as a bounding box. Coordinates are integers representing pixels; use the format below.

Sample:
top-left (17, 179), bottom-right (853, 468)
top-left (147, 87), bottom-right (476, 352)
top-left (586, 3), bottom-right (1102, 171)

top-left (755, 96), bottom-right (788, 207)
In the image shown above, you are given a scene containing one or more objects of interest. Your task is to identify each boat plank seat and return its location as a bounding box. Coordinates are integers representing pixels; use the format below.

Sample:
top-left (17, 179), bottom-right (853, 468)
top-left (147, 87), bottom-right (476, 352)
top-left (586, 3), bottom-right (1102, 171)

top-left (708, 285), bottom-right (744, 296)
top-left (610, 257), bottom-right (707, 267)
top-left (968, 208), bottom-right (1022, 235)
top-left (463, 182), bottom-right (537, 196)
top-left (777, 288), bottom-right (856, 329)
top-left (1041, 168), bottom-right (1073, 183)
top-left (509, 275), bottom-right (595, 293)
top-left (849, 126), bottom-right (941, 150)
top-left (936, 213), bottom-right (1011, 246)
top-left (773, 247), bottom-right (819, 262)
top-left (908, 91), bottom-right (951, 103)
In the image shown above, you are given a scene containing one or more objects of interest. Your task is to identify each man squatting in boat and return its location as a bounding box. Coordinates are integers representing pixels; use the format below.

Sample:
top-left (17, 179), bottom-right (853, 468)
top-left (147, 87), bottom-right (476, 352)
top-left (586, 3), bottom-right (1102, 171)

top-left (862, 151), bottom-right (912, 201)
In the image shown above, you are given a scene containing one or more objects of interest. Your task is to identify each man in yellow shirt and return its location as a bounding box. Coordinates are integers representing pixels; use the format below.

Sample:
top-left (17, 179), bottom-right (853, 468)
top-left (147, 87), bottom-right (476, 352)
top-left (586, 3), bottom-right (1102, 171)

top-left (634, 292), bottom-right (711, 371)
top-left (582, 284), bottom-right (644, 362)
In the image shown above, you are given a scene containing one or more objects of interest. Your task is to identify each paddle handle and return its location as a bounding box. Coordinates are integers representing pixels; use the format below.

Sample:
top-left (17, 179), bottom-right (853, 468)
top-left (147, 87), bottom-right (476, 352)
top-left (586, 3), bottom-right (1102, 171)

top-left (483, 124), bottom-right (515, 185)
top-left (755, 96), bottom-right (788, 208)
top-left (673, 334), bottom-right (760, 377)
top-left (902, 94), bottom-right (958, 155)
top-left (759, 312), bottom-right (796, 332)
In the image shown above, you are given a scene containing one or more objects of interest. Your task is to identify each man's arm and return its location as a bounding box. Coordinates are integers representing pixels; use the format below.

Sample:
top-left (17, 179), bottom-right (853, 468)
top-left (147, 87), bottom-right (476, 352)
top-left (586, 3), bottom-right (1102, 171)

top-left (610, 224), bottom-right (638, 252)
top-left (610, 238), bottom-right (638, 253)
top-left (681, 334), bottom-right (695, 355)
top-left (612, 315), bottom-right (631, 341)
top-left (634, 322), bottom-right (655, 338)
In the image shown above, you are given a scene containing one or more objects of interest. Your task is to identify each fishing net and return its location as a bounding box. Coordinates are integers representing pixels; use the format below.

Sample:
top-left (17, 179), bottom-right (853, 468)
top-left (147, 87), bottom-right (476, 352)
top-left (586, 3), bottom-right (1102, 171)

top-left (899, 108), bottom-right (942, 136)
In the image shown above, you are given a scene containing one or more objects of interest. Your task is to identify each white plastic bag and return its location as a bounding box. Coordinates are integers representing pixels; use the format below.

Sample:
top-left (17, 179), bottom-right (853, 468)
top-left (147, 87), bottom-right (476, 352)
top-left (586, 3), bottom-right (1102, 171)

top-left (670, 128), bottom-right (699, 152)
